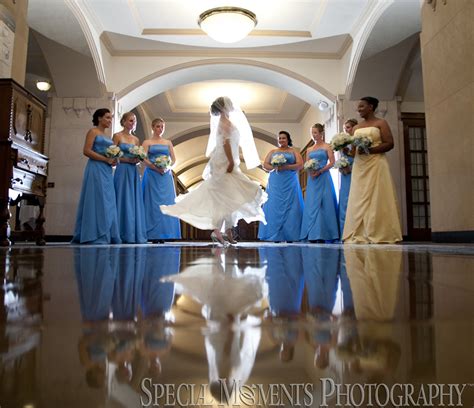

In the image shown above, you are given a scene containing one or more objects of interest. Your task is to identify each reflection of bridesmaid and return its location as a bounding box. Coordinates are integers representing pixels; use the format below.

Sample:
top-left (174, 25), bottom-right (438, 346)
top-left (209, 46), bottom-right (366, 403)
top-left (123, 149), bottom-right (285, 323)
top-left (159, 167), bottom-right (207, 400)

top-left (111, 247), bottom-right (145, 321)
top-left (113, 112), bottom-right (147, 244)
top-left (338, 119), bottom-right (357, 237)
top-left (142, 118), bottom-right (181, 242)
top-left (303, 247), bottom-right (339, 369)
top-left (300, 124), bottom-right (339, 242)
top-left (261, 246), bottom-right (304, 362)
top-left (74, 247), bottom-right (117, 321)
top-left (258, 131), bottom-right (304, 242)
top-left (343, 96), bottom-right (402, 244)
top-left (72, 109), bottom-right (121, 244)
top-left (141, 247), bottom-right (180, 319)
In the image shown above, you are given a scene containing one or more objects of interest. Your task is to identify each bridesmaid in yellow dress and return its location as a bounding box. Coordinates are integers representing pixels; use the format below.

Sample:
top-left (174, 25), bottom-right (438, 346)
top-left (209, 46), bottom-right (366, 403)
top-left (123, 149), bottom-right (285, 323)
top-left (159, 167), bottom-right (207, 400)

top-left (343, 96), bottom-right (402, 244)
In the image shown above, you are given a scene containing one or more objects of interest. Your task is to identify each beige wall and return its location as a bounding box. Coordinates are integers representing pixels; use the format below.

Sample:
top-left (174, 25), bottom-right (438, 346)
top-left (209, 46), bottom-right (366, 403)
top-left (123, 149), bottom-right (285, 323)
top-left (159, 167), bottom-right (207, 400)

top-left (0, 0), bottom-right (28, 85)
top-left (421, 0), bottom-right (474, 233)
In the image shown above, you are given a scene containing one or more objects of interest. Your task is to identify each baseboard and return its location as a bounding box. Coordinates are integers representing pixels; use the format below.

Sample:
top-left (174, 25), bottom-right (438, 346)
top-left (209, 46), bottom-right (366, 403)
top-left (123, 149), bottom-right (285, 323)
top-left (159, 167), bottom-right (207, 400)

top-left (431, 231), bottom-right (474, 243)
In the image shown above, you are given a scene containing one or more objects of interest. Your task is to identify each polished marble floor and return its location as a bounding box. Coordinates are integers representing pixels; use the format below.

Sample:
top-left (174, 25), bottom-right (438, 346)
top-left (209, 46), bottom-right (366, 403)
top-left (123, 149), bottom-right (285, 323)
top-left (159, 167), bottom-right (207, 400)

top-left (1, 242), bottom-right (474, 407)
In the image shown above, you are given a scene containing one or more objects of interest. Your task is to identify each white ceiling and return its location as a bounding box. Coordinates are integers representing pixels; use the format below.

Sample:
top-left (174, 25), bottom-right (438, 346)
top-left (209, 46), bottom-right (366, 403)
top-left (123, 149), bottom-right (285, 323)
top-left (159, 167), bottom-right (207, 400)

top-left (80, 0), bottom-right (370, 48)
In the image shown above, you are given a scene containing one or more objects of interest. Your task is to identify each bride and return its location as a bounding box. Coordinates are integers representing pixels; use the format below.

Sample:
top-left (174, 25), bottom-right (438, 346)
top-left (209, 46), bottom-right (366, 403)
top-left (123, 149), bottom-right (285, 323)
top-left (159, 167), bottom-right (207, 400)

top-left (161, 96), bottom-right (267, 245)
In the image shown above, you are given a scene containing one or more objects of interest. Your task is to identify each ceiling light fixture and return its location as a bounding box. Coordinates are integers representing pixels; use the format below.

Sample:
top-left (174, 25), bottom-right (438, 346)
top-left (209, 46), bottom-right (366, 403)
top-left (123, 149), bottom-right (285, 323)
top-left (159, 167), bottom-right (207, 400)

top-left (198, 7), bottom-right (257, 43)
top-left (36, 80), bottom-right (52, 92)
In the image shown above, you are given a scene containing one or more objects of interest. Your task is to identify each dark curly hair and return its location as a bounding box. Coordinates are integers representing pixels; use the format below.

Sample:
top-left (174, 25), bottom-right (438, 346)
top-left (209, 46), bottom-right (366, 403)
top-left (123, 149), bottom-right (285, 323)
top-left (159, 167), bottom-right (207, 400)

top-left (279, 131), bottom-right (293, 147)
top-left (92, 108), bottom-right (111, 126)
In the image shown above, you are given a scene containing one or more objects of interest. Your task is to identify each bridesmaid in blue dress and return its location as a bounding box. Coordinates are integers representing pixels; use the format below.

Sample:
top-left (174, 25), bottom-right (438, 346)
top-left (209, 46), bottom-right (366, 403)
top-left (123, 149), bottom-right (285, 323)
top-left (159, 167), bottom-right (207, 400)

top-left (113, 112), bottom-right (147, 244)
top-left (72, 108), bottom-right (121, 244)
top-left (142, 118), bottom-right (181, 242)
top-left (300, 123), bottom-right (339, 242)
top-left (337, 119), bottom-right (357, 237)
top-left (258, 131), bottom-right (304, 242)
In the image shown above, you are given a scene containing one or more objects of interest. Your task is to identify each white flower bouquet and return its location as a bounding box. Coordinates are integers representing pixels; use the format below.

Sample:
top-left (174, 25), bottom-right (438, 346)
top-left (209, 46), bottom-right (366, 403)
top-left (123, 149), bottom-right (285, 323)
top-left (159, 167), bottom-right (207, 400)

top-left (304, 158), bottom-right (320, 172)
top-left (105, 145), bottom-right (123, 158)
top-left (154, 155), bottom-right (171, 169)
top-left (128, 145), bottom-right (147, 160)
top-left (270, 153), bottom-right (287, 167)
top-left (334, 156), bottom-right (350, 169)
top-left (351, 133), bottom-right (372, 154)
top-left (330, 133), bottom-right (352, 151)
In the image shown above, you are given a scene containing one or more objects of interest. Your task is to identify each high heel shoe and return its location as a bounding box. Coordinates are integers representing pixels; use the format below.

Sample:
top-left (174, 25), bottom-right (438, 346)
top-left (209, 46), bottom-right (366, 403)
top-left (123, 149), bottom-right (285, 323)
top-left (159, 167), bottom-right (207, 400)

top-left (223, 229), bottom-right (237, 244)
top-left (211, 231), bottom-right (227, 246)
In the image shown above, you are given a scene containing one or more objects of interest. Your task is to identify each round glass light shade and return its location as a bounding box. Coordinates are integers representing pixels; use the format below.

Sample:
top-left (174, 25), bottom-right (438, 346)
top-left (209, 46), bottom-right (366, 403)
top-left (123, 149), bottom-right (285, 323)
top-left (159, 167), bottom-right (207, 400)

top-left (36, 80), bottom-right (52, 91)
top-left (198, 7), bottom-right (257, 43)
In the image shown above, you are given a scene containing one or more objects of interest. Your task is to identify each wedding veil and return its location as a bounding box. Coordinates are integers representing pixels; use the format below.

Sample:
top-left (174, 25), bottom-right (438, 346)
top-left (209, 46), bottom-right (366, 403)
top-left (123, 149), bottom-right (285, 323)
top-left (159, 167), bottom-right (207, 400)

top-left (205, 97), bottom-right (261, 170)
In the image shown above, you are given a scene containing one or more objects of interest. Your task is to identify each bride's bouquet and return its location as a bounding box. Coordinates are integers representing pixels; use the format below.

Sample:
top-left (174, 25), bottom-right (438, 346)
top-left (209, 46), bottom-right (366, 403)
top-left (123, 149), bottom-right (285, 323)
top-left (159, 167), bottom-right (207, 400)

top-left (330, 133), bottom-right (352, 151)
top-left (154, 155), bottom-right (171, 170)
top-left (351, 133), bottom-right (372, 154)
top-left (334, 156), bottom-right (351, 174)
top-left (105, 145), bottom-right (123, 158)
top-left (270, 154), bottom-right (287, 167)
top-left (304, 158), bottom-right (320, 172)
top-left (128, 145), bottom-right (147, 160)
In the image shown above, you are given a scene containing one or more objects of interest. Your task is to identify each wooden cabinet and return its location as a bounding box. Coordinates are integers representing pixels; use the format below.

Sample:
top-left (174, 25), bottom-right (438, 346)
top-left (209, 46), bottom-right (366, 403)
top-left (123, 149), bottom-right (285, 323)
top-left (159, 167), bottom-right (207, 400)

top-left (0, 79), bottom-right (48, 246)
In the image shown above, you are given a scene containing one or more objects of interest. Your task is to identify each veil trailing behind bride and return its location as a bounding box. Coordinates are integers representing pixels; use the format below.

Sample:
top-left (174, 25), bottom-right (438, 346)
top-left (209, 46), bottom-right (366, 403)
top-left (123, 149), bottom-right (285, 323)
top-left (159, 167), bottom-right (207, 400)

top-left (160, 96), bottom-right (267, 236)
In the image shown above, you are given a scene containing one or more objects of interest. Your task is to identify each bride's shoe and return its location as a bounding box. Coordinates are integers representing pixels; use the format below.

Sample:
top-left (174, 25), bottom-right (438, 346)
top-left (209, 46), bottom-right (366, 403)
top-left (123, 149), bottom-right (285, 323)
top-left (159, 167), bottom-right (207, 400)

top-left (211, 231), bottom-right (227, 246)
top-left (223, 229), bottom-right (237, 244)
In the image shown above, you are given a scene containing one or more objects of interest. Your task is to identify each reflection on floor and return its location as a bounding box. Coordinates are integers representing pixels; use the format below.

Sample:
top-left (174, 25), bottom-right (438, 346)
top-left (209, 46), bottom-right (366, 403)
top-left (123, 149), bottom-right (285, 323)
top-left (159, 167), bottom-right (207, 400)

top-left (1, 242), bottom-right (474, 407)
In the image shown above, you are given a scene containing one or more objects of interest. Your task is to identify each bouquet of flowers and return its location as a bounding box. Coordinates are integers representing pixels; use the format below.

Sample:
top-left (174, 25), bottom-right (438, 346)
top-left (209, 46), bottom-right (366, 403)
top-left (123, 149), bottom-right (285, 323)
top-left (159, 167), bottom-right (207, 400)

top-left (270, 154), bottom-right (287, 167)
top-left (303, 158), bottom-right (320, 172)
top-left (334, 156), bottom-right (350, 169)
top-left (351, 133), bottom-right (372, 154)
top-left (154, 155), bottom-right (171, 170)
top-left (330, 133), bottom-right (352, 151)
top-left (105, 145), bottom-right (123, 158)
top-left (128, 145), bottom-right (147, 160)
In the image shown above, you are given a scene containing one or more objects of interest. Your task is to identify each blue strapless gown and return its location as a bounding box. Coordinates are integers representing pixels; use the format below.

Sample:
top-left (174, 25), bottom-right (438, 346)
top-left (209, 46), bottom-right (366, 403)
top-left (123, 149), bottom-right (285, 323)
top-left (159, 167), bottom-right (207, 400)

top-left (338, 154), bottom-right (354, 237)
top-left (142, 145), bottom-right (181, 240)
top-left (258, 152), bottom-right (304, 241)
top-left (141, 247), bottom-right (180, 318)
top-left (74, 247), bottom-right (117, 321)
top-left (113, 143), bottom-right (147, 243)
top-left (72, 135), bottom-right (121, 244)
top-left (111, 247), bottom-right (145, 321)
top-left (260, 247), bottom-right (304, 316)
top-left (300, 149), bottom-right (339, 241)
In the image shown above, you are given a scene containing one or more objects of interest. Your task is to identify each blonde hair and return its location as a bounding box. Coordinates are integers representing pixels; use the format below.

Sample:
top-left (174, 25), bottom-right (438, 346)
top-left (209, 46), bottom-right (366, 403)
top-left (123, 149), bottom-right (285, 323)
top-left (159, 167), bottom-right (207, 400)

top-left (312, 123), bottom-right (325, 141)
top-left (151, 117), bottom-right (165, 128)
top-left (344, 118), bottom-right (358, 127)
top-left (120, 112), bottom-right (136, 127)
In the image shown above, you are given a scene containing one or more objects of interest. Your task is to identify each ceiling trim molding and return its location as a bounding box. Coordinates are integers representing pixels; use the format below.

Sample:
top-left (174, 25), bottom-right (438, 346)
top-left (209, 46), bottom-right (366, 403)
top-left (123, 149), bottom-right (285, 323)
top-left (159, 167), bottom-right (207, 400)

top-left (100, 32), bottom-right (352, 60)
top-left (142, 28), bottom-right (312, 38)
top-left (65, 0), bottom-right (107, 86)
top-left (170, 125), bottom-right (278, 147)
top-left (117, 58), bottom-right (337, 103)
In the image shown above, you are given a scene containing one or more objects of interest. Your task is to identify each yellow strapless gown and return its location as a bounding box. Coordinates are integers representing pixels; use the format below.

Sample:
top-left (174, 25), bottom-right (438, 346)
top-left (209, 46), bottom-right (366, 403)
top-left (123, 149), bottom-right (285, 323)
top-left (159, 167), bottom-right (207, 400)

top-left (342, 127), bottom-right (402, 244)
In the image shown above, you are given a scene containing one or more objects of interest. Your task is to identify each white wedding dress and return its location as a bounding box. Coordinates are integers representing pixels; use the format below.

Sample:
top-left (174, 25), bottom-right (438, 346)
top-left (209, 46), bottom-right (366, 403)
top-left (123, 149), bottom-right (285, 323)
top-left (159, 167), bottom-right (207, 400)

top-left (160, 122), bottom-right (267, 230)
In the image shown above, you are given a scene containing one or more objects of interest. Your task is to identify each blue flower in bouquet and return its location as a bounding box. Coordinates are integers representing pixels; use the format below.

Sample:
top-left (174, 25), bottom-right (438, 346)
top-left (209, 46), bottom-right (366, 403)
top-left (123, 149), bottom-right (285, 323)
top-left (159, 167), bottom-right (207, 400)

top-left (351, 134), bottom-right (372, 154)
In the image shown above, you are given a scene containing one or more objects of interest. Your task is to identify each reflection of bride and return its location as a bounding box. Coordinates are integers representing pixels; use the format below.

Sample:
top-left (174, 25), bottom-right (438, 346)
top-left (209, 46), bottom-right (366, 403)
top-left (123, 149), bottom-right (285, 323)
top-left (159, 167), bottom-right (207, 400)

top-left (160, 96), bottom-right (267, 244)
top-left (163, 247), bottom-right (263, 403)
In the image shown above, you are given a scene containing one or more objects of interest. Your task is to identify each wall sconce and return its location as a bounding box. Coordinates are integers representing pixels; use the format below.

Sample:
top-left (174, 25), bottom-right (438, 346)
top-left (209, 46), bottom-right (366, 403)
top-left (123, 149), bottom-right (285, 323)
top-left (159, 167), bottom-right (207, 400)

top-left (318, 100), bottom-right (329, 111)
top-left (36, 80), bottom-right (52, 92)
